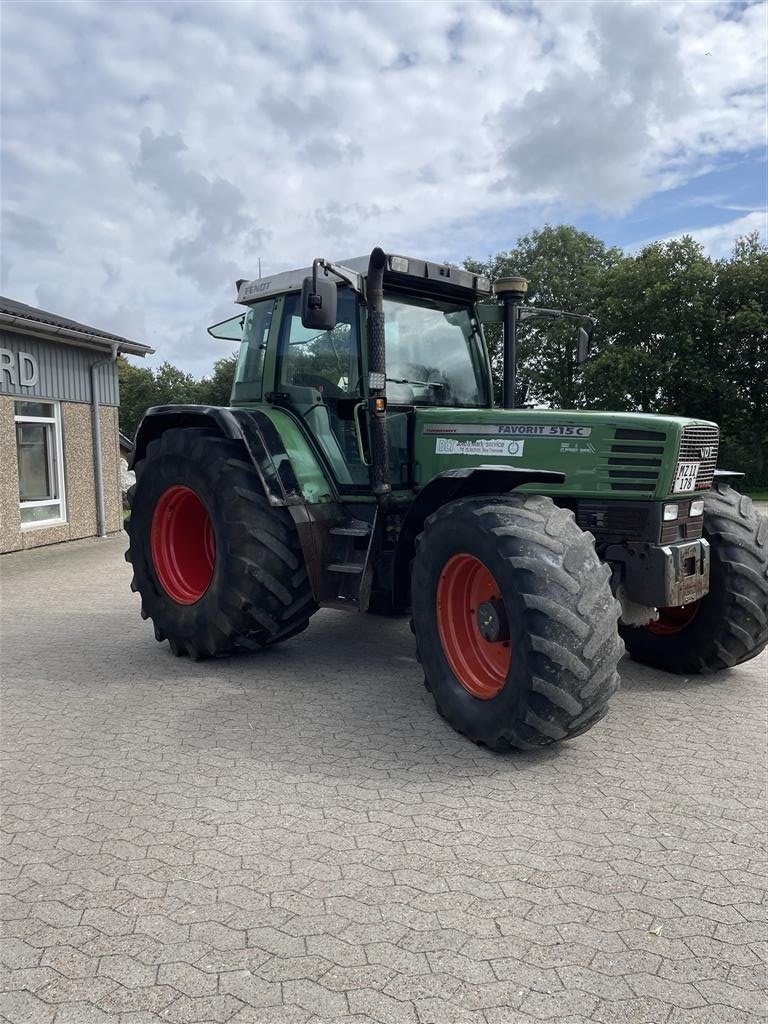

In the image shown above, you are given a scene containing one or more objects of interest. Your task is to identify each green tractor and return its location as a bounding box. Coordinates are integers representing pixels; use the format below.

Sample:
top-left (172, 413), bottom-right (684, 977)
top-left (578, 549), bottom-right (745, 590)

top-left (126, 248), bottom-right (768, 750)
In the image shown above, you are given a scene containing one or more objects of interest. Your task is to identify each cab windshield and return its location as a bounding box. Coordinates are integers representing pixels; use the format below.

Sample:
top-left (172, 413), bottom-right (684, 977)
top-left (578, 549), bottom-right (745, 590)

top-left (383, 294), bottom-right (489, 408)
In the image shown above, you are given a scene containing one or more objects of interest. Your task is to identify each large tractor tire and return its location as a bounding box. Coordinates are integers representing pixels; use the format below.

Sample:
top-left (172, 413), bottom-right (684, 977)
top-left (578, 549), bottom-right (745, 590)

top-left (125, 428), bottom-right (316, 659)
top-left (622, 484), bottom-right (768, 673)
top-left (411, 494), bottom-right (623, 751)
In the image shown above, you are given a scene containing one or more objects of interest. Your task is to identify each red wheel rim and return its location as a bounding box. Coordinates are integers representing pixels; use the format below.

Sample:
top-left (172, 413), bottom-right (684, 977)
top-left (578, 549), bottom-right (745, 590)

top-left (647, 599), bottom-right (701, 636)
top-left (436, 553), bottom-right (512, 700)
top-left (150, 485), bottom-right (215, 604)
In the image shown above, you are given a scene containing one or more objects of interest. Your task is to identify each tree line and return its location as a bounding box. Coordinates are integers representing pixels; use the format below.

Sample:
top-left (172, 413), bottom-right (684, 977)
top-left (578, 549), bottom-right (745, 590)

top-left (118, 352), bottom-right (238, 441)
top-left (119, 225), bottom-right (767, 487)
top-left (471, 226), bottom-right (766, 487)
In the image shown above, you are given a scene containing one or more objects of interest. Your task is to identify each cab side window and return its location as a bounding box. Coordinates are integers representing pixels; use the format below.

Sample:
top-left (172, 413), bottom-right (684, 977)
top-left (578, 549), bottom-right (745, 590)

top-left (278, 288), bottom-right (367, 485)
top-left (280, 288), bottom-right (361, 398)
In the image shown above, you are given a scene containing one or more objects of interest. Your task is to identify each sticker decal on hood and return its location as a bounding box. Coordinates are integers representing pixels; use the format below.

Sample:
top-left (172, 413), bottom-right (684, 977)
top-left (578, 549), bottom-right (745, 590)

top-left (423, 423), bottom-right (591, 437)
top-left (435, 438), bottom-right (525, 457)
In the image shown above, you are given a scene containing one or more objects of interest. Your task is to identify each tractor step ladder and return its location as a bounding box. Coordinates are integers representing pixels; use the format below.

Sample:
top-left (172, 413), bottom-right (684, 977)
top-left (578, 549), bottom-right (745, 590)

top-left (326, 519), bottom-right (373, 603)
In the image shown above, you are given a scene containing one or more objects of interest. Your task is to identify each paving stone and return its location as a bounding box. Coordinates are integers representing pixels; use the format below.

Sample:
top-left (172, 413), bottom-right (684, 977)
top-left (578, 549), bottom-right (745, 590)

top-left (591, 996), bottom-right (675, 1024)
top-left (420, 998), bottom-right (491, 1023)
top-left (159, 994), bottom-right (244, 1023)
top-left (53, 1004), bottom-right (120, 1024)
top-left (229, 1007), bottom-right (311, 1024)
top-left (0, 939), bottom-right (42, 970)
top-left (97, 955), bottom-right (156, 989)
top-left (347, 988), bottom-right (418, 1023)
top-left (253, 955), bottom-right (331, 983)
top-left (381, 972), bottom-right (461, 1003)
top-left (521, 987), bottom-right (599, 1019)
top-left (283, 979), bottom-right (349, 1016)
top-left (1, 536), bottom-right (766, 1024)
top-left (627, 973), bottom-right (708, 1009)
top-left (0, 966), bottom-right (59, 994)
top-left (156, 962), bottom-right (218, 998)
top-left (39, 977), bottom-right (118, 1005)
top-left (0, 989), bottom-right (56, 1023)
top-left (667, 1008), bottom-right (765, 1024)
top-left (694, 980), bottom-right (767, 1016)
top-left (218, 970), bottom-right (281, 1008)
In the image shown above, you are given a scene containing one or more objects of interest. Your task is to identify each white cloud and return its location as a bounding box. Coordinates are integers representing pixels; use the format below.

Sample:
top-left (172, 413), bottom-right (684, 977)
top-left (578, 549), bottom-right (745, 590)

top-left (0, 0), bottom-right (764, 373)
top-left (661, 211), bottom-right (768, 259)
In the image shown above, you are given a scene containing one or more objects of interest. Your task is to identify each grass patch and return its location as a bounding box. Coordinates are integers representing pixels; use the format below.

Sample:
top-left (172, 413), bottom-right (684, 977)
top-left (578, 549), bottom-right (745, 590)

top-left (747, 490), bottom-right (768, 501)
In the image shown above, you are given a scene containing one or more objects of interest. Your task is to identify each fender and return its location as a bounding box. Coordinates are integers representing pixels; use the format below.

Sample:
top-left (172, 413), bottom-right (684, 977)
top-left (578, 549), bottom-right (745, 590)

top-left (130, 404), bottom-right (304, 506)
top-left (390, 465), bottom-right (565, 609)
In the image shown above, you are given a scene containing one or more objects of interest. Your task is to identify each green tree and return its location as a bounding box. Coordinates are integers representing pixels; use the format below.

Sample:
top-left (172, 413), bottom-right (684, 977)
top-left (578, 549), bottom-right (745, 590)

top-left (196, 353), bottom-right (238, 407)
top-left (713, 232), bottom-right (768, 486)
top-left (117, 357), bottom-right (156, 440)
top-left (585, 236), bottom-right (719, 416)
top-left (466, 225), bottom-right (622, 406)
top-left (152, 361), bottom-right (200, 407)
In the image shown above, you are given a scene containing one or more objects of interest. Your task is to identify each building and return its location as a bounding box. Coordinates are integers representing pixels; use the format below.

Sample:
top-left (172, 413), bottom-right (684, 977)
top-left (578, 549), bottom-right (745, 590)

top-left (0, 297), bottom-right (153, 553)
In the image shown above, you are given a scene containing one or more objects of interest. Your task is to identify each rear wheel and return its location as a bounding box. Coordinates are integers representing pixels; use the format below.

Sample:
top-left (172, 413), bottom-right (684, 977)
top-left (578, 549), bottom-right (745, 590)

top-left (126, 428), bottom-right (316, 659)
top-left (411, 494), bottom-right (623, 750)
top-left (622, 484), bottom-right (768, 673)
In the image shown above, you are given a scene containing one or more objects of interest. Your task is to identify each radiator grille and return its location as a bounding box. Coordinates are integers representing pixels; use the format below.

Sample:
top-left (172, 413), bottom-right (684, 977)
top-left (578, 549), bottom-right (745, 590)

top-left (674, 425), bottom-right (719, 491)
top-left (608, 430), bottom-right (665, 494)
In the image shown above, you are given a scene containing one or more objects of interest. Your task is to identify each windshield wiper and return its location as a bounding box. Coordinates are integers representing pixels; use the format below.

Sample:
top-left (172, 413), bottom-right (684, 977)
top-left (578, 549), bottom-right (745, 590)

top-left (387, 377), bottom-right (444, 389)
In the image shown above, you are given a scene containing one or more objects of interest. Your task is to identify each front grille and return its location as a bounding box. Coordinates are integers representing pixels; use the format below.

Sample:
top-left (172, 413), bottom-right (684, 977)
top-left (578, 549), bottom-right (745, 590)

top-left (576, 501), bottom-right (650, 542)
top-left (675, 424), bottom-right (719, 491)
top-left (608, 430), bottom-right (665, 494)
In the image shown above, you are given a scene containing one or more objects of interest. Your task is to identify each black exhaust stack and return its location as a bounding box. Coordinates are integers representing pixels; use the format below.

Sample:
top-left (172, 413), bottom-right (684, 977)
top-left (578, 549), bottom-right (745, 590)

top-left (366, 247), bottom-right (391, 496)
top-left (495, 276), bottom-right (528, 409)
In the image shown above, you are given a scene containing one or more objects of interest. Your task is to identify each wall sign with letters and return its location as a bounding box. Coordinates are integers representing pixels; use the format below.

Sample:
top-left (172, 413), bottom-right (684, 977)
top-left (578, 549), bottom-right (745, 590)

top-left (0, 348), bottom-right (38, 387)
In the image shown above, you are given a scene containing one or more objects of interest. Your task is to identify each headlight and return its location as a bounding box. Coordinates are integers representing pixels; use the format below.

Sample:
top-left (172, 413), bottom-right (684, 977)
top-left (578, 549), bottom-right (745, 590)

top-left (690, 499), bottom-right (705, 517)
top-left (663, 504), bottom-right (679, 521)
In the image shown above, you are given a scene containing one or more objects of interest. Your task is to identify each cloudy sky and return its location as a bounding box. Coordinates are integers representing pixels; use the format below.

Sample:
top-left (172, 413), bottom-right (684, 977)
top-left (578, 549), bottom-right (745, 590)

top-left (2, 0), bottom-right (766, 374)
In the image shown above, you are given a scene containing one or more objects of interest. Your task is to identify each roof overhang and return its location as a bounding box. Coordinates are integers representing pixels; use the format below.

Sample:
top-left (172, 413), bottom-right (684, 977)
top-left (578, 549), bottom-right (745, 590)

top-left (0, 312), bottom-right (154, 357)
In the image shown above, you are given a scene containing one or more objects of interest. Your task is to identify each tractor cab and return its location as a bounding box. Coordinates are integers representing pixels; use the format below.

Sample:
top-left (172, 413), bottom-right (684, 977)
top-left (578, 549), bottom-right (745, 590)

top-left (209, 254), bottom-right (494, 492)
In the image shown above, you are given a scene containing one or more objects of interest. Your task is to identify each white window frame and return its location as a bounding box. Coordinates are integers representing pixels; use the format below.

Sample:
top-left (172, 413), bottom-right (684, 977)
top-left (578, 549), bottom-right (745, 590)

top-left (14, 400), bottom-right (67, 529)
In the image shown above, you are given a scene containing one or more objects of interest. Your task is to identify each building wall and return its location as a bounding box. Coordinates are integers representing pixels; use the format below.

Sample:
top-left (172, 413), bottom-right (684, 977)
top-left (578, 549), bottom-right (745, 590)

top-left (0, 330), bottom-right (119, 404)
top-left (0, 396), bottom-right (122, 554)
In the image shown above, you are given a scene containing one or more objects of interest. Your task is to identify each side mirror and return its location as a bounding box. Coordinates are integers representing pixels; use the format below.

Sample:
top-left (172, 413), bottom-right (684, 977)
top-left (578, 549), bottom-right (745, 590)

top-left (577, 325), bottom-right (592, 364)
top-left (301, 274), bottom-right (337, 331)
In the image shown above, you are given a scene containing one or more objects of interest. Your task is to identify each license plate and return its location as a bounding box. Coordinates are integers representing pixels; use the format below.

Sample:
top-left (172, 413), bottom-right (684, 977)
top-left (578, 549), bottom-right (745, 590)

top-left (674, 462), bottom-right (700, 493)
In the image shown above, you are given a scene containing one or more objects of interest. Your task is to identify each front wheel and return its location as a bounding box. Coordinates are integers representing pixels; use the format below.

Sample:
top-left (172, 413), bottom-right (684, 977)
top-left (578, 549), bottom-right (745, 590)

top-left (622, 485), bottom-right (768, 673)
top-left (411, 495), bottom-right (623, 751)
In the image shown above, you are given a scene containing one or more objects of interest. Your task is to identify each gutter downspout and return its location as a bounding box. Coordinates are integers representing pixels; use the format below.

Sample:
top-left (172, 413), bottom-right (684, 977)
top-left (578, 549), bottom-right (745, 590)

top-left (91, 344), bottom-right (118, 538)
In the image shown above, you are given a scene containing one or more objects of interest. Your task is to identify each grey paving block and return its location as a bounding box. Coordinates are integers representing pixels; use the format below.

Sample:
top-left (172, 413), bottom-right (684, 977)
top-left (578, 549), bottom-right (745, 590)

top-left (1, 536), bottom-right (766, 1024)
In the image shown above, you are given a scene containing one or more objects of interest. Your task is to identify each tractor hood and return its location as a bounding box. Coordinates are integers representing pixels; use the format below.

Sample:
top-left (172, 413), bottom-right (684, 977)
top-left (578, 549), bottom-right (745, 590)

top-left (412, 407), bottom-right (720, 501)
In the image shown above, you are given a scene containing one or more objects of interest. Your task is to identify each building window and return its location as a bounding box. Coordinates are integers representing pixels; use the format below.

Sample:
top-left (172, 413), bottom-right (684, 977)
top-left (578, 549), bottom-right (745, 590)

top-left (14, 400), bottom-right (66, 527)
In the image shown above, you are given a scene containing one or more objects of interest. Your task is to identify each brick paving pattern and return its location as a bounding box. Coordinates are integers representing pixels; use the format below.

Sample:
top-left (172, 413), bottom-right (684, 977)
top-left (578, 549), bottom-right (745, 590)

top-left (1, 535), bottom-right (766, 1024)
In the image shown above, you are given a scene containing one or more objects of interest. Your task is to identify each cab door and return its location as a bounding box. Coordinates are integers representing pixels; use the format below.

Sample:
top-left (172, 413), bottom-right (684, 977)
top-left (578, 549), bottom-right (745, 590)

top-left (275, 287), bottom-right (369, 488)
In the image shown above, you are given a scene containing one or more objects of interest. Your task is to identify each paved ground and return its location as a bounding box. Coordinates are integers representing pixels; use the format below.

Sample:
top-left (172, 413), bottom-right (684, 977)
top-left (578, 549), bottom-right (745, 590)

top-left (1, 536), bottom-right (766, 1024)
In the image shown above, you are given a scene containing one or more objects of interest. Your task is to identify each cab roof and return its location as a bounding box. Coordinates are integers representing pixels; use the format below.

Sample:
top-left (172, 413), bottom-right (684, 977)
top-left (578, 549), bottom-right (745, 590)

top-left (236, 252), bottom-right (491, 307)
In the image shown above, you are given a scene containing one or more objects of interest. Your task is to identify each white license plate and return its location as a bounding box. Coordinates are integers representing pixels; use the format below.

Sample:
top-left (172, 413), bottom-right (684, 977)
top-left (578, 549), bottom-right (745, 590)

top-left (674, 462), bottom-right (700, 493)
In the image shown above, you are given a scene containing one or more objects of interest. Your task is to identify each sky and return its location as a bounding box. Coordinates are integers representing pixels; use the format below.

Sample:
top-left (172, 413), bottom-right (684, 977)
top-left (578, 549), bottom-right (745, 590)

top-left (1, 0), bottom-right (766, 375)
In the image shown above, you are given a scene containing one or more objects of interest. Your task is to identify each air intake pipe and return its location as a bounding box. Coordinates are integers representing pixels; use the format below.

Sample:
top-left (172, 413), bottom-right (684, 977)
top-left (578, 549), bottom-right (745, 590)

top-left (366, 247), bottom-right (391, 496)
top-left (495, 276), bottom-right (528, 409)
